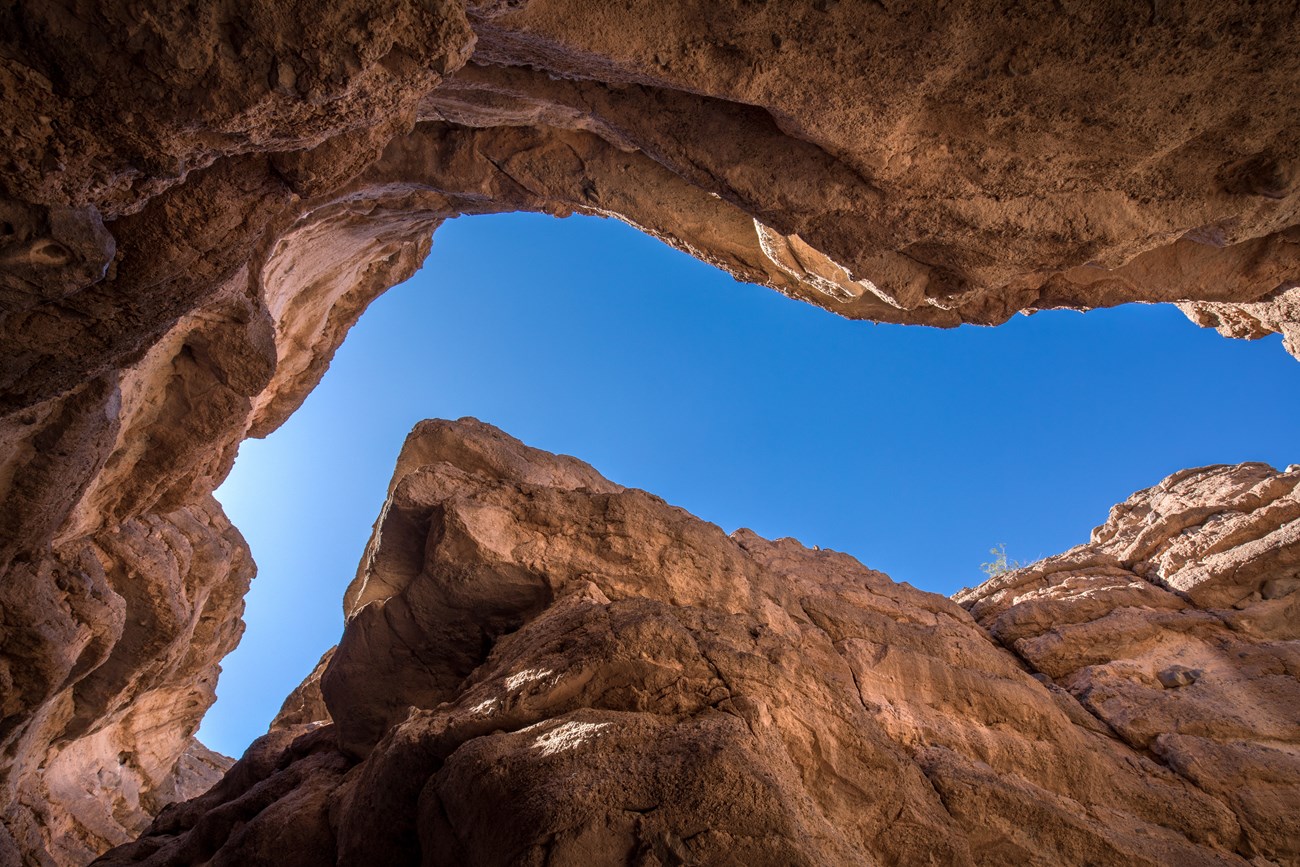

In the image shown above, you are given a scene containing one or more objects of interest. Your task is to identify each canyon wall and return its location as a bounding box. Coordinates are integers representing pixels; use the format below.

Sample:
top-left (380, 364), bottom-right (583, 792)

top-left (94, 419), bottom-right (1300, 865)
top-left (2, 0), bottom-right (1299, 863)
top-left (958, 461), bottom-right (1300, 859)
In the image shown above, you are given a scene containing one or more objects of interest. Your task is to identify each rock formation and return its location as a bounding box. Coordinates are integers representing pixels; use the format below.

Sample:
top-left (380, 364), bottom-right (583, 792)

top-left (2, 1), bottom-right (1299, 864)
top-left (958, 463), bottom-right (1300, 863)
top-left (90, 419), bottom-right (1298, 866)
top-left (0, 499), bottom-right (248, 864)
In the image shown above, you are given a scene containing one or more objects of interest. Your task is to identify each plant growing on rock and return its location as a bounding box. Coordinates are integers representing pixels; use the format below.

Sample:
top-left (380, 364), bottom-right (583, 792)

top-left (980, 543), bottom-right (1025, 578)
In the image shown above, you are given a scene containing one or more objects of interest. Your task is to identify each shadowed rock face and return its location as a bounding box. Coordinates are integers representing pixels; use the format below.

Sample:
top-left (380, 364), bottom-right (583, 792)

top-left (2, 2), bottom-right (1300, 863)
top-left (94, 420), bottom-right (1297, 866)
top-left (0, 499), bottom-right (249, 865)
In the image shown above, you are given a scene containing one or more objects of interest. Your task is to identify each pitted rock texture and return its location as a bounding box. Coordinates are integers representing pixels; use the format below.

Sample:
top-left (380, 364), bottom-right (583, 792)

top-left (4, 3), bottom-right (1300, 863)
top-left (957, 462), bottom-right (1300, 863)
top-left (97, 420), bottom-right (1295, 866)
top-left (0, 498), bottom-right (248, 866)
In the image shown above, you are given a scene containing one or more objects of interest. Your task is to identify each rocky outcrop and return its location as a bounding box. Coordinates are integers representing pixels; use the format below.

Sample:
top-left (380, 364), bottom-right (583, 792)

top-left (268, 648), bottom-right (333, 733)
top-left (95, 420), bottom-right (1297, 866)
top-left (4, 2), bottom-right (1300, 862)
top-left (958, 462), bottom-right (1300, 863)
top-left (0, 498), bottom-right (248, 865)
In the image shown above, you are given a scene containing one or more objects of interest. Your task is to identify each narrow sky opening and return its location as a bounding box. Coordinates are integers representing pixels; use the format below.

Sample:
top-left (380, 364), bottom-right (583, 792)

top-left (201, 211), bottom-right (1300, 757)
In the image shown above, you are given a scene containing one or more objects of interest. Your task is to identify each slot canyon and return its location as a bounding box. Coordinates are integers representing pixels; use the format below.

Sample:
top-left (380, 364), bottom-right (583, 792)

top-left (1, 1), bottom-right (1298, 865)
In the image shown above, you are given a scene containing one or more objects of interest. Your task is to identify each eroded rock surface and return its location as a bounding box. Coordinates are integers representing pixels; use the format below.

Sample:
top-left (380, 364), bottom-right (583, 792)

top-left (958, 462), bottom-right (1300, 863)
top-left (3, 3), bottom-right (1300, 863)
top-left (95, 420), bottom-right (1297, 866)
top-left (0, 498), bottom-right (248, 865)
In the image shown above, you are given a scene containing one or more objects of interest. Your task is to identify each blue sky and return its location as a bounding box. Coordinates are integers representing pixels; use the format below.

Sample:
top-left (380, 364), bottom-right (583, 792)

top-left (201, 211), bottom-right (1300, 756)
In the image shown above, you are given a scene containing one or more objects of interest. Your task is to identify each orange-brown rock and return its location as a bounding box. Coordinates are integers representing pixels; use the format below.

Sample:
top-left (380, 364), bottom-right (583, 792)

top-left (0, 498), bottom-right (249, 865)
top-left (4, 3), bottom-right (1300, 863)
top-left (958, 462), bottom-right (1300, 863)
top-left (96, 420), bottom-right (1296, 866)
top-left (268, 647), bottom-right (334, 733)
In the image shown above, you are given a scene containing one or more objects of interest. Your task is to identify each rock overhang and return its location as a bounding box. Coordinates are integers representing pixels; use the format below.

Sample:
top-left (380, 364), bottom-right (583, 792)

top-left (3, 2), bottom-right (1300, 862)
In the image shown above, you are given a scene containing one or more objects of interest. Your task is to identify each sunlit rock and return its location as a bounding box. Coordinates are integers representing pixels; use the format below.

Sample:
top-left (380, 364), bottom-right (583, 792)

top-left (3, 2), bottom-right (1300, 862)
top-left (958, 463), bottom-right (1300, 862)
top-left (97, 420), bottom-right (1294, 865)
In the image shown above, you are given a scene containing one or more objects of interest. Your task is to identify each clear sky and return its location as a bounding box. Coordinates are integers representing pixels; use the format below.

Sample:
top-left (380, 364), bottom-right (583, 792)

top-left (201, 211), bottom-right (1300, 757)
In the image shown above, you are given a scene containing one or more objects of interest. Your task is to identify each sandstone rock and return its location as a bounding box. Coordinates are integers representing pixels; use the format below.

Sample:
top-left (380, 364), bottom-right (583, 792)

top-left (269, 648), bottom-right (334, 732)
top-left (3, 3), bottom-right (1300, 863)
top-left (1157, 665), bottom-right (1203, 689)
top-left (91, 725), bottom-right (349, 867)
top-left (958, 462), bottom-right (1300, 863)
top-left (0, 498), bottom-right (250, 866)
top-left (97, 420), bottom-right (1288, 866)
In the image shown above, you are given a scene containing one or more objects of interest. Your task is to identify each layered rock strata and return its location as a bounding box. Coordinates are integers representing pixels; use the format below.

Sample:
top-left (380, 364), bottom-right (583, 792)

top-left (958, 463), bottom-right (1300, 864)
top-left (96, 420), bottom-right (1298, 866)
top-left (4, 2), bottom-right (1300, 863)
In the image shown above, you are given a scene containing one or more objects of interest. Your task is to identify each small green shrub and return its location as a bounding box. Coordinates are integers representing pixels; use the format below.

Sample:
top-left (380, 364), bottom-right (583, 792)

top-left (980, 543), bottom-right (1025, 578)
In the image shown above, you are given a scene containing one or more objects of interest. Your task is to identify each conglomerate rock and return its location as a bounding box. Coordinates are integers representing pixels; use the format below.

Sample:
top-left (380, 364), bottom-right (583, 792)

top-left (3, 1), bottom-right (1300, 863)
top-left (95, 419), bottom-right (1298, 866)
